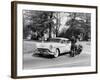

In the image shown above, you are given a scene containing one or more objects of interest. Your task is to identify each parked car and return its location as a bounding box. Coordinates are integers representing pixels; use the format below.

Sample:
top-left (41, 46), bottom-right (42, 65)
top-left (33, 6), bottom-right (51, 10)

top-left (33, 37), bottom-right (82, 58)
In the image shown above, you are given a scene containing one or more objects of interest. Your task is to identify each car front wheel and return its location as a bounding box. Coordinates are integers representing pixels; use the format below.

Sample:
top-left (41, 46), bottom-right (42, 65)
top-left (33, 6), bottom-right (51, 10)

top-left (54, 49), bottom-right (60, 58)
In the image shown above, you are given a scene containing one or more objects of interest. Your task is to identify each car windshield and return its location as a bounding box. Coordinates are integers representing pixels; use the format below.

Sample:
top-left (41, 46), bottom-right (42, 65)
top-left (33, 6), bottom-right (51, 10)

top-left (49, 38), bottom-right (61, 42)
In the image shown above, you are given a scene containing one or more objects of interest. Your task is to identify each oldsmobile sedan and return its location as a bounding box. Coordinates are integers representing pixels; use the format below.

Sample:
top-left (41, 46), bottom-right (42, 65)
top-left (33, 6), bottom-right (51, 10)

top-left (33, 37), bottom-right (82, 58)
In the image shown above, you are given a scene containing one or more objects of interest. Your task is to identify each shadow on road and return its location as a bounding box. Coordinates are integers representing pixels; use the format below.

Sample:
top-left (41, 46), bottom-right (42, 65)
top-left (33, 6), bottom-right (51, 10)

top-left (32, 53), bottom-right (54, 59)
top-left (32, 52), bottom-right (70, 59)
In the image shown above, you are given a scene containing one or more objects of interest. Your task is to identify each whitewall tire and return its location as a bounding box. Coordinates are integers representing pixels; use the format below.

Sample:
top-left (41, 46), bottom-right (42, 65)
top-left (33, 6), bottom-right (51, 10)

top-left (54, 49), bottom-right (59, 58)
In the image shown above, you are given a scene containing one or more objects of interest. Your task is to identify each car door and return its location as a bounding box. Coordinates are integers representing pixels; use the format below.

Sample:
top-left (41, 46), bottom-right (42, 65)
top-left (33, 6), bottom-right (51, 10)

top-left (64, 40), bottom-right (71, 52)
top-left (59, 40), bottom-right (67, 53)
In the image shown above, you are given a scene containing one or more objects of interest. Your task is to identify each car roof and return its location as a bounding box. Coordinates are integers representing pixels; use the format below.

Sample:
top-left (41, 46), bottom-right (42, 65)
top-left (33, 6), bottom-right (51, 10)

top-left (52, 37), bottom-right (69, 40)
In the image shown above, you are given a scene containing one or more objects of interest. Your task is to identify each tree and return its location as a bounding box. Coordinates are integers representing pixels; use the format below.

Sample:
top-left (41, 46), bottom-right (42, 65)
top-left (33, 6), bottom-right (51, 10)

top-left (23, 10), bottom-right (55, 39)
top-left (64, 12), bottom-right (91, 40)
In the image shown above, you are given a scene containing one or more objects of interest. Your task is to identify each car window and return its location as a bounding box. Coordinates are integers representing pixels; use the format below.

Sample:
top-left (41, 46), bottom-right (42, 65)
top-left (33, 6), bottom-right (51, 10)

top-left (60, 40), bottom-right (64, 43)
top-left (49, 38), bottom-right (61, 42)
top-left (61, 40), bottom-right (70, 44)
top-left (66, 40), bottom-right (70, 43)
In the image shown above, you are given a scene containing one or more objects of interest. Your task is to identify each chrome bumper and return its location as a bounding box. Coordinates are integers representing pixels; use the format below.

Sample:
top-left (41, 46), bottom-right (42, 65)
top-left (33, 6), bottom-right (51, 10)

top-left (34, 48), bottom-right (55, 55)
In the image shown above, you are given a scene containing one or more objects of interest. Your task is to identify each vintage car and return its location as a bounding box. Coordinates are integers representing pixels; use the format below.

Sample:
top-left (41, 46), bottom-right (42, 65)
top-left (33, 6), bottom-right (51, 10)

top-left (33, 37), bottom-right (82, 58)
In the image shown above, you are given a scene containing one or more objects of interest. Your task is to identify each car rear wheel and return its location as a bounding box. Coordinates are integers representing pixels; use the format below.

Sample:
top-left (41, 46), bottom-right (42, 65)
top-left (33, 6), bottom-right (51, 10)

top-left (77, 45), bottom-right (83, 55)
top-left (54, 49), bottom-right (60, 58)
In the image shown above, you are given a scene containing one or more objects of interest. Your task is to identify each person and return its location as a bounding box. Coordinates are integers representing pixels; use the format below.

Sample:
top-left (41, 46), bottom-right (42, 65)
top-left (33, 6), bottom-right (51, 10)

top-left (70, 35), bottom-right (83, 55)
top-left (70, 36), bottom-right (77, 53)
top-left (71, 36), bottom-right (77, 45)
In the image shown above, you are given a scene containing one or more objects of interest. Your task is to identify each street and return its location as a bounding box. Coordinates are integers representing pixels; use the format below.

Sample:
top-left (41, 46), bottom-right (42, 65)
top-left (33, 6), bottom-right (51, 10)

top-left (23, 40), bottom-right (91, 69)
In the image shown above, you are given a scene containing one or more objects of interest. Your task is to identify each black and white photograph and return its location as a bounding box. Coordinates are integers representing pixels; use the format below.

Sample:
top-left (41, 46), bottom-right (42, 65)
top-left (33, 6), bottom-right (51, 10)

top-left (23, 10), bottom-right (91, 69)
top-left (11, 1), bottom-right (97, 78)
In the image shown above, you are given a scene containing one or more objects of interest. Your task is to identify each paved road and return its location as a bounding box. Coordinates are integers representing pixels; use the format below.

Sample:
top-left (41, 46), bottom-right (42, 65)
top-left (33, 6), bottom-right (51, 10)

top-left (23, 41), bottom-right (91, 69)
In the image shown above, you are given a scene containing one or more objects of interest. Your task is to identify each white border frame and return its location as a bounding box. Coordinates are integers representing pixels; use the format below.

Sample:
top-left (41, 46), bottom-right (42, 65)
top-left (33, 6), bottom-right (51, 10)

top-left (16, 3), bottom-right (97, 77)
